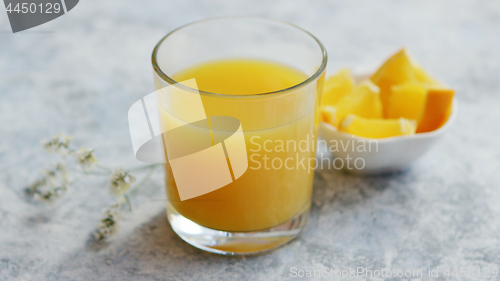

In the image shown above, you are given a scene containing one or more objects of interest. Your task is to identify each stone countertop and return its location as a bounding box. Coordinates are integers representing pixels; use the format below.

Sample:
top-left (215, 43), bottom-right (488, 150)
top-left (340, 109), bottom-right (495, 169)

top-left (1, 0), bottom-right (500, 280)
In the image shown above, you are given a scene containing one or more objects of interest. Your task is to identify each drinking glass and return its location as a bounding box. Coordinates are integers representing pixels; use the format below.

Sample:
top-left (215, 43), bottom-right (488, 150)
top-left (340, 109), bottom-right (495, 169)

top-left (152, 17), bottom-right (327, 255)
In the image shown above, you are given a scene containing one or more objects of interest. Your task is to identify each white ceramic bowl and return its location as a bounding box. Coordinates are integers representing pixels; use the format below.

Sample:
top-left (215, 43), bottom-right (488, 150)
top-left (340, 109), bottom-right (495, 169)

top-left (318, 73), bottom-right (457, 175)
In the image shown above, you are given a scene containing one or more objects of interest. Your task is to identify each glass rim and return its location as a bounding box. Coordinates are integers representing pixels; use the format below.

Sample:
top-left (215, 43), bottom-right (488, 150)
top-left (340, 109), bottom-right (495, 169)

top-left (151, 16), bottom-right (328, 98)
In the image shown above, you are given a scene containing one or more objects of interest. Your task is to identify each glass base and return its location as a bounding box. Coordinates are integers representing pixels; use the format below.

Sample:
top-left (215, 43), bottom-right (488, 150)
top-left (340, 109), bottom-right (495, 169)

top-left (166, 203), bottom-right (310, 255)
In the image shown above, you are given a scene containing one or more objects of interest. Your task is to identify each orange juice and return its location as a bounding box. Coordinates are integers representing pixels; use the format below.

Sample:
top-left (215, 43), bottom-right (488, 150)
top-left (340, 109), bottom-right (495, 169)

top-left (157, 59), bottom-right (321, 232)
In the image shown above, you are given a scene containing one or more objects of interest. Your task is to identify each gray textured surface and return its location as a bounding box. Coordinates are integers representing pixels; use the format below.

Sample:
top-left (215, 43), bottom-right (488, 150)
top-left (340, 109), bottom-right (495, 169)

top-left (1, 0), bottom-right (500, 280)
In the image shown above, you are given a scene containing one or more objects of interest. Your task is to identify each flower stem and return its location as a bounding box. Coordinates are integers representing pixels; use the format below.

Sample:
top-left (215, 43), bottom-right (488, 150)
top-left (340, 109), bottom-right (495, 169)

top-left (126, 164), bottom-right (159, 196)
top-left (69, 176), bottom-right (83, 185)
top-left (124, 194), bottom-right (132, 211)
top-left (72, 170), bottom-right (109, 176)
top-left (128, 163), bottom-right (162, 172)
top-left (96, 164), bottom-right (112, 172)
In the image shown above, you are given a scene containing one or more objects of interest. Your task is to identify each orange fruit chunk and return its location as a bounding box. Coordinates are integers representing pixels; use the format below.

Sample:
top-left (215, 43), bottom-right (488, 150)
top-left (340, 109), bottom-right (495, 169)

top-left (413, 64), bottom-right (442, 87)
top-left (416, 88), bottom-right (454, 133)
top-left (320, 80), bottom-right (382, 127)
top-left (387, 81), bottom-right (427, 121)
top-left (371, 48), bottom-right (416, 117)
top-left (321, 68), bottom-right (354, 107)
top-left (340, 114), bottom-right (417, 138)
top-left (321, 105), bottom-right (337, 125)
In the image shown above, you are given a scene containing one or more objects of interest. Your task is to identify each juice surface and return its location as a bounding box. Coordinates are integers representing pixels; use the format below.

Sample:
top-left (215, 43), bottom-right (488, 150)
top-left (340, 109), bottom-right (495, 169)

top-left (159, 59), bottom-right (319, 232)
top-left (172, 59), bottom-right (307, 95)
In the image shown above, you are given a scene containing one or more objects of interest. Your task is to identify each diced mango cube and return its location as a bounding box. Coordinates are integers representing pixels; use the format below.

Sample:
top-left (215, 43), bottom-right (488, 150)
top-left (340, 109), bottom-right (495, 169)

top-left (387, 81), bottom-right (427, 122)
top-left (340, 114), bottom-right (417, 138)
top-left (417, 88), bottom-right (454, 133)
top-left (370, 48), bottom-right (416, 117)
top-left (321, 68), bottom-right (354, 107)
top-left (321, 80), bottom-right (382, 127)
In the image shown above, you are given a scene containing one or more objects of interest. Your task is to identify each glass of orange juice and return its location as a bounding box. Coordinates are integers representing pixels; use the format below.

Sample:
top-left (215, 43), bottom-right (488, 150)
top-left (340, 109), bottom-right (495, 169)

top-left (152, 17), bottom-right (327, 255)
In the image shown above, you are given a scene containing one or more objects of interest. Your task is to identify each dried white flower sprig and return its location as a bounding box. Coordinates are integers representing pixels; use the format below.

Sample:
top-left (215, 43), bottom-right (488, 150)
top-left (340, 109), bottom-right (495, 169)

top-left (41, 134), bottom-right (73, 155)
top-left (27, 133), bottom-right (160, 242)
top-left (28, 162), bottom-right (69, 202)
top-left (109, 167), bottom-right (135, 196)
top-left (74, 147), bottom-right (98, 171)
top-left (94, 202), bottom-right (122, 241)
